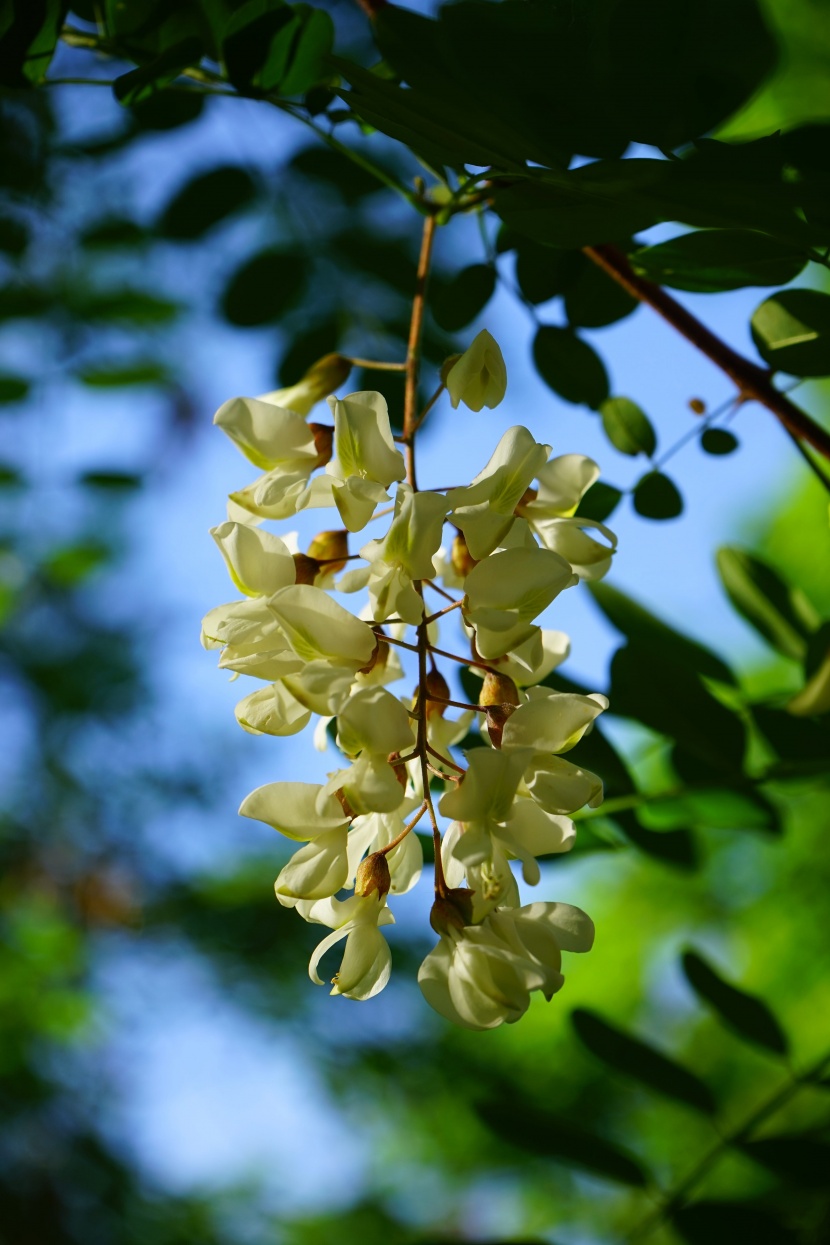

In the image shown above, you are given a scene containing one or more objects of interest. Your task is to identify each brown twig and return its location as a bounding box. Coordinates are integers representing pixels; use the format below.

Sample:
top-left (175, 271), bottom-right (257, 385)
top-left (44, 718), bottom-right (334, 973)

top-left (403, 214), bottom-right (438, 489)
top-left (584, 243), bottom-right (830, 462)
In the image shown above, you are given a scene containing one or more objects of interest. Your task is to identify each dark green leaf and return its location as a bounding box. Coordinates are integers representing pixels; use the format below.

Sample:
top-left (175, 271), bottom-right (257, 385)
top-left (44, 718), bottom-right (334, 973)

top-left (564, 261), bottom-right (638, 328)
top-left (132, 90), bottom-right (204, 130)
top-left (221, 249), bottom-right (307, 326)
top-left (0, 463), bottom-right (24, 488)
top-left (610, 644), bottom-right (746, 774)
top-left (70, 290), bottom-right (181, 325)
top-left (157, 165), bottom-right (257, 239)
top-left (431, 265), bottom-right (495, 333)
top-left (0, 373), bottom-right (31, 403)
top-left (476, 1098), bottom-right (649, 1187)
top-left (753, 705), bottom-right (830, 773)
top-left (630, 231), bottom-right (807, 293)
top-left (76, 362), bottom-right (170, 387)
top-left (740, 1135), bottom-right (830, 1186)
top-left (79, 471), bottom-right (143, 492)
top-left (572, 1008), bottom-right (716, 1114)
top-left (700, 428), bottom-right (739, 455)
top-left (673, 1202), bottom-right (799, 1245)
top-left (612, 810), bottom-right (698, 870)
top-left (588, 582), bottom-right (736, 684)
top-left (0, 286), bottom-right (51, 319)
top-left (716, 546), bottom-right (815, 661)
top-left (290, 145), bottom-right (385, 202)
top-left (682, 949), bottom-right (789, 1055)
top-left (0, 0), bottom-right (68, 86)
top-left (104, 0), bottom-right (165, 37)
top-left (0, 216), bottom-right (29, 256)
top-left (806, 620), bottom-right (830, 678)
top-left (113, 38), bottom-right (205, 106)
top-left (279, 5), bottom-right (334, 97)
top-left (80, 218), bottom-right (145, 249)
top-left (533, 326), bottom-right (609, 408)
top-left (633, 470), bottom-right (683, 520)
top-left (599, 398), bottom-right (657, 457)
top-left (751, 289), bottom-right (830, 376)
top-left (514, 243), bottom-right (582, 306)
top-left (575, 481), bottom-right (623, 523)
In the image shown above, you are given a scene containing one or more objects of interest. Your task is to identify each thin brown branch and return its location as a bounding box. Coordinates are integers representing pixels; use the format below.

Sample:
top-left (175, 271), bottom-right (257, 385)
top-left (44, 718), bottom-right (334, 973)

top-left (403, 214), bottom-right (438, 489)
top-left (584, 243), bottom-right (830, 462)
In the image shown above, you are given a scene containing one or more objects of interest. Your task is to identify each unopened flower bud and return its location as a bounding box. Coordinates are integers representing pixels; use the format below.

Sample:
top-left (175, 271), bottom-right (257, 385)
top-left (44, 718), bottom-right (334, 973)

top-left (307, 529), bottom-right (349, 574)
top-left (689, 398), bottom-right (706, 415)
top-left (430, 888), bottom-right (475, 935)
top-left (479, 671), bottom-right (520, 749)
top-left (264, 354), bottom-right (352, 416)
top-left (308, 422), bottom-right (334, 468)
top-left (293, 553), bottom-right (321, 585)
top-left (425, 668), bottom-right (450, 719)
top-left (451, 531), bottom-right (478, 578)
top-left (445, 330), bottom-right (507, 412)
top-left (355, 851), bottom-right (391, 898)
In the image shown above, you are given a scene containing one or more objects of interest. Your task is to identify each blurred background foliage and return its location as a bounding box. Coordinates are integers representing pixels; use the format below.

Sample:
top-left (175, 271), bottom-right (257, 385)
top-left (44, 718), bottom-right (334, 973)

top-left (1, 1), bottom-right (830, 1243)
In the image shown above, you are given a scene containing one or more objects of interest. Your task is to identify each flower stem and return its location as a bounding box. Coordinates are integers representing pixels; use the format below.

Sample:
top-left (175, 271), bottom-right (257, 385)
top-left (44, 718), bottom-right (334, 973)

top-left (403, 214), bottom-right (438, 490)
top-left (378, 801), bottom-right (428, 855)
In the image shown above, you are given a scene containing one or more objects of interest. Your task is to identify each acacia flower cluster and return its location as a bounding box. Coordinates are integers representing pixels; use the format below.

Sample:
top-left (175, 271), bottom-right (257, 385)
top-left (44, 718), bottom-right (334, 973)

top-left (203, 329), bottom-right (617, 1030)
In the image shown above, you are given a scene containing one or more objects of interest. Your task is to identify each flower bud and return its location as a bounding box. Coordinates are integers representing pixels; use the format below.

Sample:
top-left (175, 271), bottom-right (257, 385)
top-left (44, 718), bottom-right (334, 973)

top-left (355, 850), bottom-right (391, 898)
top-left (689, 397), bottom-right (706, 415)
top-left (440, 354), bottom-right (462, 386)
top-left (445, 330), bottom-right (507, 412)
top-left (430, 888), bottom-right (474, 935)
top-left (308, 422), bottom-right (334, 468)
top-left (387, 752), bottom-right (409, 791)
top-left (451, 531), bottom-right (478, 578)
top-left (292, 553), bottom-right (321, 585)
top-left (479, 670), bottom-right (520, 749)
top-left (425, 668), bottom-right (450, 719)
top-left (307, 528), bottom-right (349, 573)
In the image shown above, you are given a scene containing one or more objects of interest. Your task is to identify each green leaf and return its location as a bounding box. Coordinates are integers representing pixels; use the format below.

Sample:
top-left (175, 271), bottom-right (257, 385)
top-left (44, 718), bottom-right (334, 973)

top-left (221, 249), bottom-right (307, 326)
top-left (279, 5), bottom-right (334, 96)
top-left (610, 643), bottom-right (746, 774)
top-left (157, 166), bottom-right (256, 239)
top-left (223, 1), bottom-right (332, 95)
top-left (277, 318), bottom-right (342, 386)
top-left (740, 1136), bottom-right (830, 1187)
top-left (76, 362), bottom-right (170, 387)
top-left (431, 265), bottom-right (496, 333)
top-left (43, 541), bottom-right (112, 588)
top-left (70, 290), bottom-right (181, 325)
top-left (514, 242), bottom-right (582, 306)
top-left (0, 463), bottom-right (24, 489)
top-left (575, 481), bottom-right (623, 523)
top-left (113, 38), bottom-right (205, 106)
top-left (588, 582), bottom-right (736, 684)
top-left (80, 218), bottom-right (145, 249)
top-left (105, 0), bottom-right (166, 37)
top-left (290, 145), bottom-right (385, 202)
top-left (682, 949), bottom-right (789, 1055)
top-left (131, 90), bottom-right (204, 130)
top-left (572, 1008), bottom-right (716, 1114)
top-left (700, 428), bottom-right (739, 455)
top-left (0, 373), bottom-right (31, 403)
top-left (79, 471), bottom-right (143, 492)
top-left (475, 1098), bottom-right (649, 1187)
top-left (673, 1201), bottom-right (799, 1245)
top-left (0, 216), bottom-right (29, 256)
top-left (752, 706), bottom-right (830, 772)
top-left (564, 261), bottom-right (638, 328)
top-left (716, 546), bottom-right (816, 661)
top-left (599, 397), bottom-right (657, 457)
top-left (751, 288), bottom-right (830, 375)
top-left (612, 810), bottom-right (699, 870)
top-left (630, 230), bottom-right (807, 293)
top-left (633, 470), bottom-right (683, 519)
top-left (533, 326), bottom-right (609, 408)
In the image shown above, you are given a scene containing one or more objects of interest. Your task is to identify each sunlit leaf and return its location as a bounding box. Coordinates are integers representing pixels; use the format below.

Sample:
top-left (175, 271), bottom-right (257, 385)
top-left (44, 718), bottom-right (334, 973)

top-left (599, 397), bottom-right (657, 457)
top-left (751, 288), bottom-right (830, 375)
top-left (716, 546), bottom-right (817, 661)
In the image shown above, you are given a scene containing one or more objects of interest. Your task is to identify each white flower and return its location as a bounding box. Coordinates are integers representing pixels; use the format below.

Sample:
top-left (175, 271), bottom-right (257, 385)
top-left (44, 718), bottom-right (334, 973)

top-left (463, 545), bottom-right (577, 660)
top-left (517, 454), bottom-right (617, 580)
top-left (267, 584), bottom-right (376, 668)
top-left (447, 426), bottom-right (550, 559)
top-left (210, 521), bottom-right (296, 597)
top-left (349, 484), bottom-right (449, 624)
top-left (257, 353), bottom-right (351, 417)
top-left (446, 330), bottom-right (507, 412)
top-left (419, 901), bottom-right (594, 1029)
top-left (305, 893), bottom-right (395, 1000)
top-left (214, 396), bottom-right (319, 471)
top-left (239, 781), bottom-right (352, 905)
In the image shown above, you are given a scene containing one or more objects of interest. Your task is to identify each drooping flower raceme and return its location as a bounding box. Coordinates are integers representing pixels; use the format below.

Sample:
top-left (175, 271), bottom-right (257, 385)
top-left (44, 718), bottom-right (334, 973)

top-left (204, 334), bottom-right (617, 1028)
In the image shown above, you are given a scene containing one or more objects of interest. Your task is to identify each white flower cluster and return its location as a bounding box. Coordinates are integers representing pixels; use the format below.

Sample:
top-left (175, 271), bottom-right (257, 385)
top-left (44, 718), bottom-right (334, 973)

top-left (203, 331), bottom-right (617, 1030)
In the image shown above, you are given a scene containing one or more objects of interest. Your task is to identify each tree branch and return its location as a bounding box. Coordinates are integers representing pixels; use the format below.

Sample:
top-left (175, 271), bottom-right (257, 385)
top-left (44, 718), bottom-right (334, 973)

top-left (584, 243), bottom-right (830, 463)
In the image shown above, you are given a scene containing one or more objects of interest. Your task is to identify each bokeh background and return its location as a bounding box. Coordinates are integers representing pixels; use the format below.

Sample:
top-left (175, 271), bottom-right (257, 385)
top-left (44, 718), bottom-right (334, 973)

top-left (2, 1), bottom-right (830, 1242)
